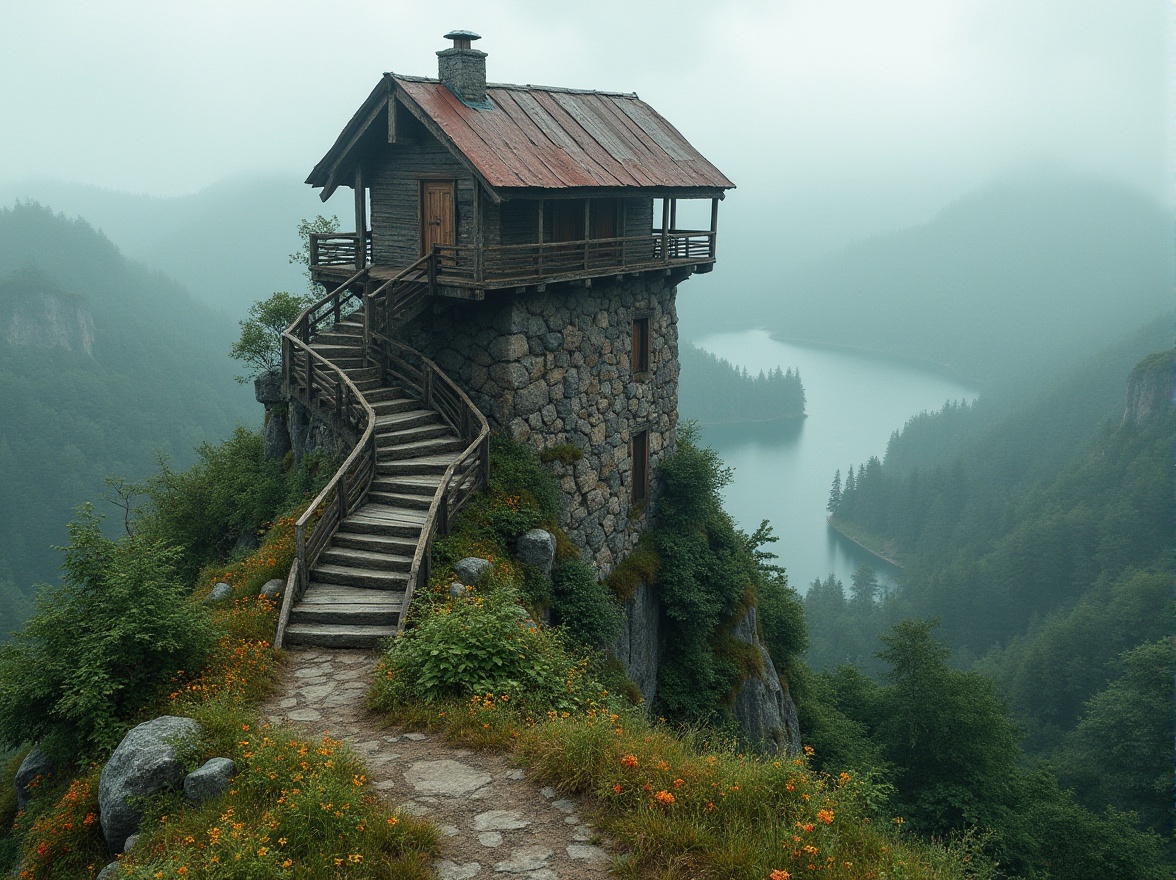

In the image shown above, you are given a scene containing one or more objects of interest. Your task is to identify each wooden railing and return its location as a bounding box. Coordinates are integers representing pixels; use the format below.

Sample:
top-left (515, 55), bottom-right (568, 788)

top-left (275, 253), bottom-right (490, 645)
top-left (309, 232), bottom-right (372, 269)
top-left (431, 229), bottom-right (714, 285)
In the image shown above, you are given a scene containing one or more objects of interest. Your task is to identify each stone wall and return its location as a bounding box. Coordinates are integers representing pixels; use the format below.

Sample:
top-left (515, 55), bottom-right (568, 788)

top-left (394, 273), bottom-right (681, 575)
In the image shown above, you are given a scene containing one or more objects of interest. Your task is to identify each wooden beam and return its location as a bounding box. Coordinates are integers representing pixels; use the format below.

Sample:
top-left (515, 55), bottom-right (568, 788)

top-left (354, 166), bottom-right (366, 267)
top-left (660, 198), bottom-right (670, 264)
top-left (473, 183), bottom-right (485, 284)
top-left (709, 197), bottom-right (719, 260)
top-left (387, 95), bottom-right (397, 143)
top-left (669, 198), bottom-right (677, 231)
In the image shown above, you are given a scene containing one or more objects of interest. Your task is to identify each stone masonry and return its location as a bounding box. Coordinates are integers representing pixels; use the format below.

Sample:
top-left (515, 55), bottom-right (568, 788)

top-left (395, 274), bottom-right (681, 575)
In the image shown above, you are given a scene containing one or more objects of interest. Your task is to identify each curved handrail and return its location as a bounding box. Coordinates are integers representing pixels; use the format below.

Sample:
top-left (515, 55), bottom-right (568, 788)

top-left (274, 268), bottom-right (373, 648)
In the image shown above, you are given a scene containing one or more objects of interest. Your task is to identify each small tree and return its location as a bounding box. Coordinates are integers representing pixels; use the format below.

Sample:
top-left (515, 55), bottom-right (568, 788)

top-left (827, 469), bottom-right (842, 513)
top-left (229, 290), bottom-right (314, 382)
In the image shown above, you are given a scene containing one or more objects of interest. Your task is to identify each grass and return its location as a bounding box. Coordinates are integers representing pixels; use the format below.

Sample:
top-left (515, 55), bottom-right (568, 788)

top-left (4, 511), bottom-right (439, 880)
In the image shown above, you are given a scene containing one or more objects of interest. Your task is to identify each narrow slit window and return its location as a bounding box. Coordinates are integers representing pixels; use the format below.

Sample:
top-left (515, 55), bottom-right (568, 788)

top-left (631, 430), bottom-right (649, 505)
top-left (632, 316), bottom-right (650, 374)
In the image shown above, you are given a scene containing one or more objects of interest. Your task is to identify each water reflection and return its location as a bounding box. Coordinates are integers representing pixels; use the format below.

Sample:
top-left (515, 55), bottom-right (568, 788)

top-left (692, 330), bottom-right (978, 594)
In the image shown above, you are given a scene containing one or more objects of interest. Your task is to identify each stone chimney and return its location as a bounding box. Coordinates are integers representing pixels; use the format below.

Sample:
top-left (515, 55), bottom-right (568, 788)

top-left (438, 30), bottom-right (488, 107)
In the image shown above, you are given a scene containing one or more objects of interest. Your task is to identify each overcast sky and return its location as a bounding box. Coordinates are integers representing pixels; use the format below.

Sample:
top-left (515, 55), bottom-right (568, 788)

top-left (2, 0), bottom-right (1171, 260)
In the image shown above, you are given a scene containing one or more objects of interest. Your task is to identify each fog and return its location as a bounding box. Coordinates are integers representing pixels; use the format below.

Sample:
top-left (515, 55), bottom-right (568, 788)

top-left (2, 0), bottom-right (1170, 268)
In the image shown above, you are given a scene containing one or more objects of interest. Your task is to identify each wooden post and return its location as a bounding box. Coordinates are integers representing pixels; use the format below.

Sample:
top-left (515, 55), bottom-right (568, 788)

top-left (583, 199), bottom-right (591, 270)
top-left (334, 382), bottom-right (343, 422)
top-left (660, 198), bottom-right (670, 263)
top-left (479, 433), bottom-right (490, 489)
top-left (423, 367), bottom-right (433, 410)
top-left (669, 198), bottom-right (677, 231)
top-left (537, 200), bottom-right (544, 276)
top-left (282, 335), bottom-right (290, 395)
top-left (709, 197), bottom-right (719, 260)
top-left (473, 184), bottom-right (485, 284)
top-left (353, 166), bottom-right (366, 269)
top-left (338, 469), bottom-right (349, 520)
top-left (305, 353), bottom-right (313, 406)
top-left (620, 201), bottom-right (628, 266)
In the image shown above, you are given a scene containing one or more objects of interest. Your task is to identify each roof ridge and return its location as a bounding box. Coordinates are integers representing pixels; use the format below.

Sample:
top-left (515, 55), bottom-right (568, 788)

top-left (389, 72), bottom-right (637, 99)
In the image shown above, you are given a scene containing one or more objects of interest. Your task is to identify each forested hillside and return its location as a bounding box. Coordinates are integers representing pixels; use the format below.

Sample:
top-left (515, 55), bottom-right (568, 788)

top-left (679, 342), bottom-right (805, 425)
top-left (0, 203), bottom-right (255, 637)
top-left (700, 172), bottom-right (1173, 388)
top-left (810, 315), bottom-right (1174, 852)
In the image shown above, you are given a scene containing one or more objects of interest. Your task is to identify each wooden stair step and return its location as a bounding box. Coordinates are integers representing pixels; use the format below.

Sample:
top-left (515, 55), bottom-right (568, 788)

top-left (376, 437), bottom-right (466, 459)
top-left (367, 491), bottom-right (433, 511)
top-left (373, 410), bottom-right (440, 430)
top-left (331, 532), bottom-right (419, 554)
top-left (377, 454), bottom-right (462, 475)
top-left (319, 546), bottom-right (413, 570)
top-left (282, 623), bottom-right (396, 649)
top-left (375, 423), bottom-right (453, 445)
top-left (311, 563), bottom-right (409, 590)
top-left (370, 475), bottom-right (443, 495)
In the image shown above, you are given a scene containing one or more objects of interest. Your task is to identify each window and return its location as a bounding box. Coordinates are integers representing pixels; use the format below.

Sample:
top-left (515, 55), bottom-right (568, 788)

top-left (632, 316), bottom-right (650, 375)
top-left (631, 430), bottom-right (649, 505)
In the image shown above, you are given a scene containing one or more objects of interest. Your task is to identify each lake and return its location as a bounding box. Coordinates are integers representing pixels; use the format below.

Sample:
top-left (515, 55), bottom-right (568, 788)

top-left (692, 330), bottom-right (979, 594)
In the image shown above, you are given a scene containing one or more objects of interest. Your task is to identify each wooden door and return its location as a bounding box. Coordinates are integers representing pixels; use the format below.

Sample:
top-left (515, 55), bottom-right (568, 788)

top-left (421, 181), bottom-right (455, 256)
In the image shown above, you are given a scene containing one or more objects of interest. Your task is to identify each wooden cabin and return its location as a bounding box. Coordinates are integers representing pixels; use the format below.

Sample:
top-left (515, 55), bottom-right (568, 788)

top-left (305, 31), bottom-right (734, 296)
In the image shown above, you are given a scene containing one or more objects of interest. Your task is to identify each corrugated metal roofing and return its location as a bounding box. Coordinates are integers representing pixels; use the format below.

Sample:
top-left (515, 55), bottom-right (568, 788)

top-left (394, 76), bottom-right (734, 194)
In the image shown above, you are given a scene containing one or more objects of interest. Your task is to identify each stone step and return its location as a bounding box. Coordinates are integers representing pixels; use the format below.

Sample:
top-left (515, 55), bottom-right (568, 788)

top-left (319, 546), bottom-right (413, 571)
top-left (283, 623), bottom-right (396, 649)
top-left (310, 563), bottom-right (409, 591)
top-left (331, 532), bottom-right (419, 555)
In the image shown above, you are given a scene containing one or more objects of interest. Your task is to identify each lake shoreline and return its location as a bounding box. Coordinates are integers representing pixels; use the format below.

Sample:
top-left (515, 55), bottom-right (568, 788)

top-left (692, 413), bottom-right (807, 428)
top-left (768, 333), bottom-right (984, 389)
top-left (826, 517), bottom-right (904, 570)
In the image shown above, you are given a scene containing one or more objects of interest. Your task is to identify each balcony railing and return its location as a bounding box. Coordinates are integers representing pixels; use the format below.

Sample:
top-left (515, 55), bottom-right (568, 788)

top-left (309, 232), bottom-right (372, 269)
top-left (310, 229), bottom-right (715, 287)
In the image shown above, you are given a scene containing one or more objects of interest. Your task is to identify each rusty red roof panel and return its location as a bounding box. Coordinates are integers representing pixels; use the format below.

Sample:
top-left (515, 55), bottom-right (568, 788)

top-left (394, 77), bottom-right (734, 193)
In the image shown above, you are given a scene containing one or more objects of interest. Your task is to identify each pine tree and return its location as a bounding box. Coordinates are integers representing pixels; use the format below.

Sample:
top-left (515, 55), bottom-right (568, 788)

top-left (827, 469), bottom-right (842, 513)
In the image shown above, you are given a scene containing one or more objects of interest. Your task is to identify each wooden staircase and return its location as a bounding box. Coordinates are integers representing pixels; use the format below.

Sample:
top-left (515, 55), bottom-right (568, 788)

top-left (282, 317), bottom-right (471, 648)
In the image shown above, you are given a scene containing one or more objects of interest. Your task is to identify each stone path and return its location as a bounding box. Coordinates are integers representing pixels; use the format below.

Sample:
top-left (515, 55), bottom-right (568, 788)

top-left (260, 649), bottom-right (616, 880)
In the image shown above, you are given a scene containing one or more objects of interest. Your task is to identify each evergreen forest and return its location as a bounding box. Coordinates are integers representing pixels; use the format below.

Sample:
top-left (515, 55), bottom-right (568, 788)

top-left (805, 313), bottom-right (1174, 870)
top-left (679, 341), bottom-right (806, 425)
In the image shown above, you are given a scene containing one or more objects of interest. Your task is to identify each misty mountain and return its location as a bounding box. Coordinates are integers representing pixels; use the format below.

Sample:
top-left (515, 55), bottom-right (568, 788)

top-left (0, 175), bottom-right (325, 318)
top-left (0, 203), bottom-right (256, 636)
top-left (702, 171), bottom-right (1173, 388)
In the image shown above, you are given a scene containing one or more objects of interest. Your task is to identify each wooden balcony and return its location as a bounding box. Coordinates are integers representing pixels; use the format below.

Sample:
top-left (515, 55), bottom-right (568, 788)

top-left (309, 229), bottom-right (716, 293)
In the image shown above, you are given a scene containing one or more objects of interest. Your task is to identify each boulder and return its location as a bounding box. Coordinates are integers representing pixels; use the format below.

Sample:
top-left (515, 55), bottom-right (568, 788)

top-left (203, 582), bottom-right (233, 605)
top-left (260, 578), bottom-right (284, 600)
top-left (264, 405), bottom-right (292, 461)
top-left (453, 557), bottom-right (493, 585)
top-left (98, 715), bottom-right (202, 853)
top-left (96, 863), bottom-right (121, 880)
top-left (183, 757), bottom-right (236, 804)
top-left (516, 529), bottom-right (556, 579)
top-left (253, 368), bottom-right (284, 406)
top-left (729, 607), bottom-right (802, 755)
top-left (14, 746), bottom-right (53, 811)
top-left (448, 582), bottom-right (467, 598)
top-left (123, 834), bottom-right (140, 853)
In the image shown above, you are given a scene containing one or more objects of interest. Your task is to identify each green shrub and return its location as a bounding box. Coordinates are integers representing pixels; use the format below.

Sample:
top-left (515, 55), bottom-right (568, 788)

top-left (604, 537), bottom-right (660, 602)
top-left (539, 443), bottom-right (584, 465)
top-left (550, 559), bottom-right (622, 647)
top-left (0, 508), bottom-right (217, 761)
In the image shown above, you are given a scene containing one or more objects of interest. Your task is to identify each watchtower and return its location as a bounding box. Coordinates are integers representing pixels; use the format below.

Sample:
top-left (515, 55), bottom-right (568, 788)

top-left (303, 31), bottom-right (734, 573)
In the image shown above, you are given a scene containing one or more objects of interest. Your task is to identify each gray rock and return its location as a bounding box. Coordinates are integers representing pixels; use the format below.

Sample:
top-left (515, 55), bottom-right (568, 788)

top-left (98, 716), bottom-right (202, 853)
top-left (404, 760), bottom-right (491, 796)
top-left (730, 607), bottom-right (802, 755)
top-left (259, 578), bottom-right (284, 600)
top-left (516, 529), bottom-right (556, 578)
top-left (434, 862), bottom-right (481, 880)
top-left (14, 746), bottom-right (53, 811)
top-left (183, 757), bottom-right (236, 804)
top-left (612, 579), bottom-right (660, 709)
top-left (232, 531), bottom-right (260, 555)
top-left (263, 405), bottom-right (292, 461)
top-left (567, 843), bottom-right (610, 863)
top-left (202, 582), bottom-right (233, 605)
top-left (494, 846), bottom-right (553, 874)
top-left (472, 809), bottom-right (530, 831)
top-left (448, 581), bottom-right (467, 598)
top-left (253, 368), bottom-right (284, 405)
top-left (123, 834), bottom-right (139, 853)
top-left (96, 863), bottom-right (122, 880)
top-left (453, 557), bottom-right (493, 585)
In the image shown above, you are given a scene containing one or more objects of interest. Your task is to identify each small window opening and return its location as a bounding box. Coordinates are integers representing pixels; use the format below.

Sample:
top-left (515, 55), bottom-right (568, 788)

top-left (631, 430), bottom-right (649, 505)
top-left (632, 316), bottom-right (650, 375)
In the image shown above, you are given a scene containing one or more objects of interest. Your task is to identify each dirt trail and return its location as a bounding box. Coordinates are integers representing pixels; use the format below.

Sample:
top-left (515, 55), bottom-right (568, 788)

top-left (260, 649), bottom-right (616, 880)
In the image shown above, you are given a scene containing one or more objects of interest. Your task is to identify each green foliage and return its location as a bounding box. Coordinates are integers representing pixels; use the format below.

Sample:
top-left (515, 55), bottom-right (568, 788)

top-left (679, 342), bottom-right (806, 425)
top-left (604, 536), bottom-right (660, 602)
top-left (375, 588), bottom-right (601, 717)
top-left (645, 433), bottom-right (806, 727)
top-left (538, 442), bottom-right (583, 465)
top-left (289, 214), bottom-right (339, 291)
top-left (549, 559), bottom-right (622, 647)
top-left (0, 508), bottom-right (217, 761)
top-left (228, 290), bottom-right (313, 382)
top-left (144, 427), bottom-right (294, 581)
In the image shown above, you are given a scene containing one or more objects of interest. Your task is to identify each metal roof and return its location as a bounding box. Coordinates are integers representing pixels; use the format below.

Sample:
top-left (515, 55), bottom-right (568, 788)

top-left (395, 77), bottom-right (734, 194)
top-left (306, 74), bottom-right (734, 200)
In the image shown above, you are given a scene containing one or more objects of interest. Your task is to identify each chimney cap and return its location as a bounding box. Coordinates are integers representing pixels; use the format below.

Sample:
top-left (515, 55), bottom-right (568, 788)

top-left (444, 29), bottom-right (481, 44)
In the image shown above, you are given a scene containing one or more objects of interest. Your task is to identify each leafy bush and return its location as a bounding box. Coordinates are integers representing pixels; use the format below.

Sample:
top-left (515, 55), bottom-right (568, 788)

top-left (550, 559), bottom-right (622, 647)
top-left (228, 290), bottom-right (315, 382)
top-left (9, 767), bottom-right (106, 880)
top-left (0, 508), bottom-right (217, 761)
top-left (539, 443), bottom-right (584, 465)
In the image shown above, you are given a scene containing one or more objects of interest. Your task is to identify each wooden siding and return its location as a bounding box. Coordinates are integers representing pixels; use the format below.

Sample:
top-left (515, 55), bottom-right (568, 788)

top-left (368, 138), bottom-right (476, 267)
top-left (486, 196), bottom-right (653, 248)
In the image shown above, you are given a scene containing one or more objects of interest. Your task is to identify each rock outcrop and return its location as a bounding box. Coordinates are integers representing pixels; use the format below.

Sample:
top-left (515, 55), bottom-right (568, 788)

top-left (611, 581), bottom-right (661, 707)
top-left (98, 715), bottom-right (201, 853)
top-left (516, 529), bottom-right (556, 579)
top-left (729, 606), bottom-right (802, 754)
top-left (0, 271), bottom-right (95, 356)
top-left (1122, 349), bottom-right (1174, 427)
top-left (13, 746), bottom-right (53, 811)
